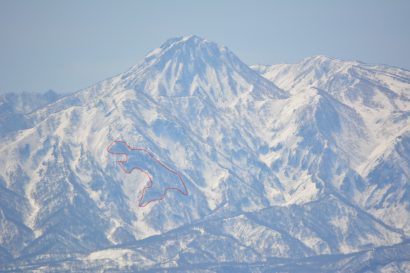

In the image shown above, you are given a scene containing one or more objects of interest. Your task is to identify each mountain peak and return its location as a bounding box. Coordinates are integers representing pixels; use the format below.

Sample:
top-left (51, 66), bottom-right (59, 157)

top-left (138, 35), bottom-right (228, 69)
top-left (300, 55), bottom-right (360, 70)
top-left (160, 35), bottom-right (213, 49)
top-left (121, 35), bottom-right (286, 101)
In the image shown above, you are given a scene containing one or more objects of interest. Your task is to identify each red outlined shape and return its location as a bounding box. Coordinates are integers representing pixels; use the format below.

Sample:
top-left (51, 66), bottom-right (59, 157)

top-left (106, 140), bottom-right (188, 207)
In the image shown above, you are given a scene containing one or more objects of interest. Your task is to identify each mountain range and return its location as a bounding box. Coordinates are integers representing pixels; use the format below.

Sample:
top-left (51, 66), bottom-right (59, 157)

top-left (0, 35), bottom-right (409, 272)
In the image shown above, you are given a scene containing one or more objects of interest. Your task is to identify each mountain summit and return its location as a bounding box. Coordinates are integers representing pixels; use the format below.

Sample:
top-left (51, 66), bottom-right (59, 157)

top-left (120, 35), bottom-right (287, 102)
top-left (1, 36), bottom-right (410, 272)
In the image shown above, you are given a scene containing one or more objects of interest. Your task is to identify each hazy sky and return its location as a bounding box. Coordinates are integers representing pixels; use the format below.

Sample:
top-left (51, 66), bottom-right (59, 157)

top-left (1, 0), bottom-right (409, 93)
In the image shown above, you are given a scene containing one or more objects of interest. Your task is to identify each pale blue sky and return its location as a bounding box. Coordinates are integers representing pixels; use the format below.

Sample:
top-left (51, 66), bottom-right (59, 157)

top-left (1, 0), bottom-right (409, 93)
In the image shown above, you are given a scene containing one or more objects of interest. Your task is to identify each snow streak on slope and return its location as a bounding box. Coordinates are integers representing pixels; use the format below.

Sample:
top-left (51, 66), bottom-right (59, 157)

top-left (0, 37), bottom-right (409, 271)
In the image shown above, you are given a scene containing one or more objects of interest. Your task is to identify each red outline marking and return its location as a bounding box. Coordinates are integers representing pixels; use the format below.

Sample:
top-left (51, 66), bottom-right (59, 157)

top-left (106, 140), bottom-right (188, 207)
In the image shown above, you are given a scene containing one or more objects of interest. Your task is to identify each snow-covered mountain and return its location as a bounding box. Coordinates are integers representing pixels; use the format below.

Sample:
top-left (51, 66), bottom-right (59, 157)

top-left (0, 36), bottom-right (409, 272)
top-left (0, 90), bottom-right (60, 137)
top-left (253, 57), bottom-right (410, 236)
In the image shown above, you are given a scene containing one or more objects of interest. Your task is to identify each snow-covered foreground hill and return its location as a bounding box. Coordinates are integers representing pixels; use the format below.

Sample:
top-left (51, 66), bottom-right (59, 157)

top-left (0, 36), bottom-right (409, 272)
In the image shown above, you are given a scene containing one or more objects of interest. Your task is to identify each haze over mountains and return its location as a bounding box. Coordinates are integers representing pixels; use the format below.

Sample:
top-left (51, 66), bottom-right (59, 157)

top-left (0, 35), bottom-right (409, 272)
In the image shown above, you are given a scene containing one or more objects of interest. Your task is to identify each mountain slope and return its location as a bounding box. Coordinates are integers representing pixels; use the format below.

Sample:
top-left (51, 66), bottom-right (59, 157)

top-left (253, 57), bottom-right (410, 236)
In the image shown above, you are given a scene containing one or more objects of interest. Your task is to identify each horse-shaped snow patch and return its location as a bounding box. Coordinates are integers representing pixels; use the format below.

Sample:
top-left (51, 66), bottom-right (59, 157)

top-left (107, 140), bottom-right (188, 207)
